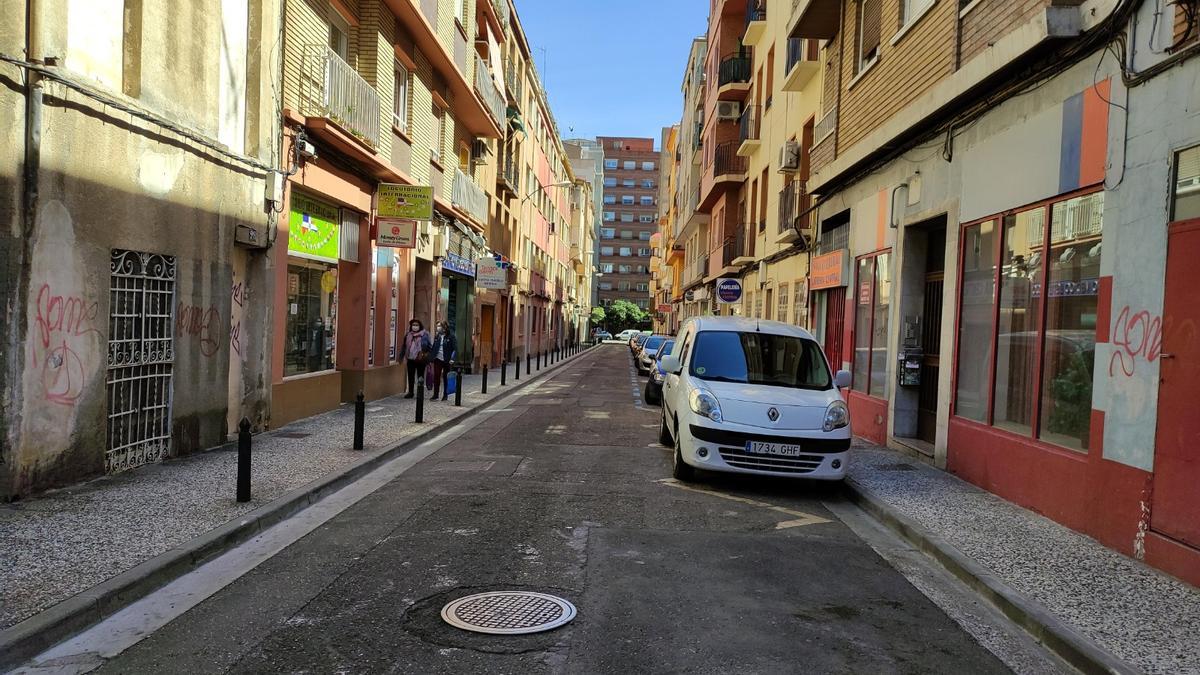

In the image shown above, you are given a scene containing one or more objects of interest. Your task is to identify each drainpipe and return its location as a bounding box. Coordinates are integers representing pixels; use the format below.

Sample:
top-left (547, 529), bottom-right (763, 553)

top-left (23, 0), bottom-right (43, 241)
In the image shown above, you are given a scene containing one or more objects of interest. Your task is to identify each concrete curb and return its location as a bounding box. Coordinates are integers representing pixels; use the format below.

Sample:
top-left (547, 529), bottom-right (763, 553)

top-left (843, 476), bottom-right (1141, 675)
top-left (0, 345), bottom-right (601, 671)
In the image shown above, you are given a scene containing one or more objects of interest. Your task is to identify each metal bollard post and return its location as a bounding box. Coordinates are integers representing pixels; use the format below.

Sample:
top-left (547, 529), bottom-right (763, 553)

top-left (526, 353), bottom-right (531, 376)
top-left (537, 351), bottom-right (541, 370)
top-left (415, 381), bottom-right (424, 422)
top-left (237, 417), bottom-right (251, 503)
top-left (455, 367), bottom-right (463, 406)
top-left (353, 391), bottom-right (365, 450)
top-left (482, 365), bottom-right (488, 394)
top-left (501, 360), bottom-right (507, 385)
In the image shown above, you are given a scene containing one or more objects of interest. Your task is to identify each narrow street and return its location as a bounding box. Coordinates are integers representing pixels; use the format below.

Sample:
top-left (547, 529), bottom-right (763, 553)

top-left (56, 346), bottom-right (1026, 674)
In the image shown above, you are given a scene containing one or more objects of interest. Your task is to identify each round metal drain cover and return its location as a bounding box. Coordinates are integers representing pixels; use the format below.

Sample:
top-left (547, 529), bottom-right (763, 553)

top-left (440, 591), bottom-right (576, 635)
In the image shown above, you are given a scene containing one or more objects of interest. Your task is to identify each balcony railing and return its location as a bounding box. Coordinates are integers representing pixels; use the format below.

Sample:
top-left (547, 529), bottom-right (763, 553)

top-left (711, 141), bottom-right (749, 177)
top-left (692, 254), bottom-right (709, 283)
top-left (452, 168), bottom-right (489, 225)
top-left (786, 37), bottom-right (818, 72)
top-left (492, 0), bottom-right (510, 28)
top-left (300, 44), bottom-right (380, 148)
top-left (738, 105), bottom-right (761, 145)
top-left (721, 231), bottom-right (745, 267)
top-left (474, 54), bottom-right (506, 128)
top-left (504, 57), bottom-right (524, 104)
top-left (746, 0), bottom-right (766, 25)
top-left (718, 51), bottom-right (752, 87)
top-left (779, 180), bottom-right (813, 234)
top-left (815, 103), bottom-right (838, 145)
top-left (694, 121), bottom-right (704, 150)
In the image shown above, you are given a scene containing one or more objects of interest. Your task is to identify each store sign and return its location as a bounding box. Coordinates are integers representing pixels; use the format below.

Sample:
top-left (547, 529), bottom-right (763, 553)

top-left (377, 219), bottom-right (417, 248)
top-left (859, 281), bottom-right (872, 305)
top-left (810, 250), bottom-right (845, 290)
top-left (377, 184), bottom-right (433, 220)
top-left (657, 303), bottom-right (672, 312)
top-left (715, 278), bottom-right (743, 304)
top-left (476, 258), bottom-right (508, 289)
top-left (442, 252), bottom-right (476, 278)
top-left (288, 193), bottom-right (340, 262)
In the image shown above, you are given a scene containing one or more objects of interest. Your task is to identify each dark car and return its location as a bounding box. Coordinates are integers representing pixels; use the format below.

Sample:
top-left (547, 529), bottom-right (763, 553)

top-left (643, 338), bottom-right (675, 405)
top-left (637, 335), bottom-right (670, 375)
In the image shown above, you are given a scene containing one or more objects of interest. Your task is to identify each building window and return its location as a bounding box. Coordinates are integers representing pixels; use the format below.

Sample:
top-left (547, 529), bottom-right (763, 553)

top-left (393, 61), bottom-right (410, 133)
top-left (285, 259), bottom-right (338, 377)
top-left (640, 196), bottom-right (654, 206)
top-left (900, 0), bottom-right (934, 28)
top-left (637, 282), bottom-right (650, 292)
top-left (852, 251), bottom-right (891, 399)
top-left (618, 264), bottom-right (633, 273)
top-left (599, 281), bottom-right (613, 290)
top-left (621, 214), bottom-right (635, 223)
top-left (953, 191), bottom-right (1105, 452)
top-left (642, 161), bottom-right (655, 171)
top-left (453, 0), bottom-right (465, 26)
top-left (778, 283), bottom-right (790, 323)
top-left (623, 179), bottom-right (636, 187)
top-left (601, 227), bottom-right (616, 238)
top-left (619, 281), bottom-right (631, 291)
top-left (605, 159), bottom-right (618, 169)
top-left (639, 231), bottom-right (652, 240)
top-left (642, 179), bottom-right (655, 188)
top-left (620, 247), bottom-right (633, 257)
top-left (620, 230), bottom-right (634, 239)
top-left (638, 247), bottom-right (652, 257)
top-left (623, 160), bottom-right (636, 170)
top-left (639, 215), bottom-right (655, 223)
top-left (603, 212), bottom-right (616, 222)
top-left (600, 263), bottom-right (614, 273)
top-left (604, 195), bottom-right (616, 204)
top-left (601, 246), bottom-right (615, 256)
top-left (604, 177), bottom-right (617, 187)
top-left (432, 105), bottom-right (447, 165)
top-left (1174, 144), bottom-right (1200, 221)
top-left (622, 195), bottom-right (635, 205)
top-left (856, 0), bottom-right (882, 73)
top-left (637, 299), bottom-right (650, 309)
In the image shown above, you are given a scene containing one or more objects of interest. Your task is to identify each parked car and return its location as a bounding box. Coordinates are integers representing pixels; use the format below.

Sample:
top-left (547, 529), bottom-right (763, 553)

top-left (658, 317), bottom-right (852, 482)
top-left (593, 330), bottom-right (613, 343)
top-left (637, 335), bottom-right (671, 375)
top-left (615, 329), bottom-right (639, 343)
top-left (644, 339), bottom-right (676, 405)
top-left (631, 332), bottom-right (652, 354)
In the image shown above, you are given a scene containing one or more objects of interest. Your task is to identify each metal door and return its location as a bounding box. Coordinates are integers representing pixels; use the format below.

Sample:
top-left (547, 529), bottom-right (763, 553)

top-left (1152, 218), bottom-right (1200, 549)
top-left (106, 249), bottom-right (176, 474)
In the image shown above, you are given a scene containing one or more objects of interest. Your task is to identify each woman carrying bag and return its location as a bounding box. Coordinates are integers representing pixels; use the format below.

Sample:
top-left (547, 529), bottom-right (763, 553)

top-left (430, 321), bottom-right (458, 401)
top-left (402, 319), bottom-right (432, 399)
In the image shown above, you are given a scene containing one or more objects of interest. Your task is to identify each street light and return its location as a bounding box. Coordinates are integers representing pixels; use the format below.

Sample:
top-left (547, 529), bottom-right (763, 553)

top-left (522, 180), bottom-right (574, 202)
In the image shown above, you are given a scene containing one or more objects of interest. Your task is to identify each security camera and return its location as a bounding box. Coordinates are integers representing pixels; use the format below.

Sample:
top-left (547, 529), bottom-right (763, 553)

top-left (297, 139), bottom-right (318, 160)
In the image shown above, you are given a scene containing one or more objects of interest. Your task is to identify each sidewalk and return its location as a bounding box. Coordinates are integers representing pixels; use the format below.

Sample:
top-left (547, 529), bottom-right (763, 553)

top-left (847, 443), bottom-right (1200, 675)
top-left (0, 350), bottom-right (588, 636)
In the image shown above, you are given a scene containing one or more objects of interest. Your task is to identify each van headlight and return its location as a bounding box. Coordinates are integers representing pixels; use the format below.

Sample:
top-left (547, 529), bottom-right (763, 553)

top-left (689, 388), bottom-right (723, 423)
top-left (823, 400), bottom-right (849, 431)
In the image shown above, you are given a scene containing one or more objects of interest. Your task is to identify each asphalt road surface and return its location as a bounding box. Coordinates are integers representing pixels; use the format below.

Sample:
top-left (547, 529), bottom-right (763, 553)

top-left (40, 346), bottom-right (1047, 674)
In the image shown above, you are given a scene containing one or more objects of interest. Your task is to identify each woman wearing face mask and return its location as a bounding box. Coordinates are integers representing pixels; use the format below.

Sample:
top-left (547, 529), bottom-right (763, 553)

top-left (429, 321), bottom-right (457, 401)
top-left (402, 319), bottom-right (432, 398)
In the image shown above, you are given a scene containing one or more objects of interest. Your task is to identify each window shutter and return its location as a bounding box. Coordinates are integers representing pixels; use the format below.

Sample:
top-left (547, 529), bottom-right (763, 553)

top-left (860, 0), bottom-right (882, 61)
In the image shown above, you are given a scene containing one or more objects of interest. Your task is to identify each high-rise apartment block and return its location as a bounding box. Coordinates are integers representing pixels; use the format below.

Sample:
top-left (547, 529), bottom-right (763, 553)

top-left (596, 136), bottom-right (660, 311)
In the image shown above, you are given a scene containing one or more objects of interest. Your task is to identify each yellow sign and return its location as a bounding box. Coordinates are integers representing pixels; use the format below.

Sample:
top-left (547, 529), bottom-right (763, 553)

top-left (377, 184), bottom-right (433, 220)
top-left (320, 269), bottom-right (338, 294)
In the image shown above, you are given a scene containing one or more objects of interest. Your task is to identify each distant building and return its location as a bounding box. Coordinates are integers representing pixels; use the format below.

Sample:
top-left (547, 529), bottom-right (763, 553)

top-left (595, 136), bottom-right (659, 313)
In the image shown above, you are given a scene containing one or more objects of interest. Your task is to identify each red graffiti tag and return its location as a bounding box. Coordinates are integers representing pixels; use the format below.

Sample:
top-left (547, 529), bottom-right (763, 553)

top-left (33, 284), bottom-right (100, 352)
top-left (42, 342), bottom-right (86, 405)
top-left (177, 303), bottom-right (221, 357)
top-left (1109, 306), bottom-right (1163, 377)
top-left (31, 285), bottom-right (100, 406)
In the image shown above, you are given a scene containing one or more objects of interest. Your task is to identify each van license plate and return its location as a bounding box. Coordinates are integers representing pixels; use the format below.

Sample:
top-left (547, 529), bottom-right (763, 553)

top-left (745, 441), bottom-right (804, 456)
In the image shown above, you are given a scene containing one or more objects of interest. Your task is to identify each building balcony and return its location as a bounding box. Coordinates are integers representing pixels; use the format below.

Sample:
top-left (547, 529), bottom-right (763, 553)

top-left (700, 141), bottom-right (749, 211)
top-left (667, 244), bottom-right (685, 262)
top-left (789, 0), bottom-right (841, 39)
top-left (732, 223), bottom-right (756, 265)
top-left (504, 57), bottom-right (524, 106)
top-left (474, 54), bottom-right (507, 130)
top-left (687, 254), bottom-right (710, 288)
top-left (737, 105), bottom-right (761, 157)
top-left (777, 179), bottom-right (813, 244)
top-left (717, 51), bottom-right (752, 100)
top-left (299, 44), bottom-right (380, 149)
top-left (782, 37), bottom-right (820, 91)
top-left (496, 145), bottom-right (519, 195)
top-left (812, 103), bottom-right (838, 172)
top-left (720, 229), bottom-right (748, 274)
top-left (744, 0), bottom-right (768, 45)
top-left (452, 168), bottom-right (490, 227)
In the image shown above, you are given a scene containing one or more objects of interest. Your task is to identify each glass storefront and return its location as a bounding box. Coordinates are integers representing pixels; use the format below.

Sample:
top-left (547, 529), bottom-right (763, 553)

top-left (284, 259), bottom-right (337, 376)
top-left (852, 252), bottom-right (891, 399)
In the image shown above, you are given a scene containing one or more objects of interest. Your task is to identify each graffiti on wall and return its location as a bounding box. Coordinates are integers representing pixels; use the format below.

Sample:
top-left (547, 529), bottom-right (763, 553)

top-left (31, 284), bottom-right (101, 406)
top-left (1109, 306), bottom-right (1163, 377)
top-left (230, 281), bottom-right (245, 358)
top-left (177, 303), bottom-right (222, 357)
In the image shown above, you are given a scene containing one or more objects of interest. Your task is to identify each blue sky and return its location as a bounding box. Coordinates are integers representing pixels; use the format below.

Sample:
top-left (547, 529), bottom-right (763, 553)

top-left (513, 0), bottom-right (707, 147)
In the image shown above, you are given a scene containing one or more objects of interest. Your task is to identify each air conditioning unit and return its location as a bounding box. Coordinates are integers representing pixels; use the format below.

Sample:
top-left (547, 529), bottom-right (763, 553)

top-left (779, 141), bottom-right (802, 173)
top-left (470, 138), bottom-right (489, 165)
top-left (716, 101), bottom-right (741, 122)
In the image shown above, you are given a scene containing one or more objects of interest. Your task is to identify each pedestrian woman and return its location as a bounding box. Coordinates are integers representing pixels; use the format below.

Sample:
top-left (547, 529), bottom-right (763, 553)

top-left (402, 319), bottom-right (431, 399)
top-left (429, 321), bottom-right (458, 401)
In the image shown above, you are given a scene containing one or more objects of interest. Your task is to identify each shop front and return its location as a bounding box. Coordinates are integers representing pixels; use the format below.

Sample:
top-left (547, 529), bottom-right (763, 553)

top-left (439, 250), bottom-right (477, 369)
top-left (808, 248), bottom-right (849, 381)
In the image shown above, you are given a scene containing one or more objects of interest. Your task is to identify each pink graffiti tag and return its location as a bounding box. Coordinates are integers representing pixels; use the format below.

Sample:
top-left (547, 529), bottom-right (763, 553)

top-left (1109, 306), bottom-right (1163, 377)
top-left (33, 284), bottom-right (100, 352)
top-left (177, 303), bottom-right (221, 357)
top-left (31, 285), bottom-right (100, 406)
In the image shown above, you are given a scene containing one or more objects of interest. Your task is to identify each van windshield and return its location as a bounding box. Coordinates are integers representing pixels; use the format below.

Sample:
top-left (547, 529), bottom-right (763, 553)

top-left (690, 331), bottom-right (832, 390)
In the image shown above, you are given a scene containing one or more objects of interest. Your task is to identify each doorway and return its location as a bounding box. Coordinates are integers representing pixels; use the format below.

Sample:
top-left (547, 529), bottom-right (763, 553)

top-left (893, 216), bottom-right (947, 448)
top-left (1152, 217), bottom-right (1200, 550)
top-left (480, 304), bottom-right (495, 368)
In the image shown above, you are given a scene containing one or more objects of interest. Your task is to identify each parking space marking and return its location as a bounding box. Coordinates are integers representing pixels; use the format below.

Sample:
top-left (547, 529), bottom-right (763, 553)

top-left (656, 479), bottom-right (832, 529)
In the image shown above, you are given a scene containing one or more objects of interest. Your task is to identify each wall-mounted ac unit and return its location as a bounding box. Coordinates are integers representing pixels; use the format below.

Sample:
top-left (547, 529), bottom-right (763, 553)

top-left (779, 141), bottom-right (802, 173)
top-left (471, 138), bottom-right (489, 165)
top-left (716, 101), bottom-right (741, 122)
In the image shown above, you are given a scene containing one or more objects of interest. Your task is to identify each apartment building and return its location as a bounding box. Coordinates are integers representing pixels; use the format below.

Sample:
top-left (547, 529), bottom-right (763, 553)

top-left (596, 136), bottom-right (660, 312)
top-left (790, 0), bottom-right (1200, 585)
top-left (650, 125), bottom-right (680, 333)
top-left (0, 0), bottom-right (282, 498)
top-left (563, 138), bottom-right (606, 315)
top-left (674, 37), bottom-right (711, 322)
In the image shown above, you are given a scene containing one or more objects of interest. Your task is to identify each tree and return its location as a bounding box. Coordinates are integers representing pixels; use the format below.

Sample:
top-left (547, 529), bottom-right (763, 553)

top-left (590, 306), bottom-right (606, 329)
top-left (608, 300), bottom-right (648, 332)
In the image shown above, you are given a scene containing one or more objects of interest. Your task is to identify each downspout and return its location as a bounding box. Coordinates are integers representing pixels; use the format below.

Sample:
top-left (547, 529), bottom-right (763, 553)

top-left (23, 0), bottom-right (42, 243)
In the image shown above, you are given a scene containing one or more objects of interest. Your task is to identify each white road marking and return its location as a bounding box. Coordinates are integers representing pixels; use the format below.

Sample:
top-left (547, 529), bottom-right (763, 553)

top-left (656, 478), bottom-right (832, 529)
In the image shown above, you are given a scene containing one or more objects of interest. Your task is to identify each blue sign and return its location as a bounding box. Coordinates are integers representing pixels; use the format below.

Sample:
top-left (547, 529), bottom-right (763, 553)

top-left (716, 278), bottom-right (743, 304)
top-left (441, 252), bottom-right (476, 278)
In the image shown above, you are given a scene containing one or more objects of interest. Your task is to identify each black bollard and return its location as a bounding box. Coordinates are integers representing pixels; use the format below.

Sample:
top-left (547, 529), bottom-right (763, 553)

top-left (527, 353), bottom-right (531, 374)
top-left (501, 360), bottom-right (507, 385)
top-left (455, 367), bottom-right (463, 407)
top-left (237, 417), bottom-right (251, 503)
top-left (516, 356), bottom-right (521, 380)
top-left (415, 381), bottom-right (425, 422)
top-left (353, 391), bottom-right (365, 450)
top-left (482, 365), bottom-right (489, 394)
top-left (537, 351), bottom-right (542, 370)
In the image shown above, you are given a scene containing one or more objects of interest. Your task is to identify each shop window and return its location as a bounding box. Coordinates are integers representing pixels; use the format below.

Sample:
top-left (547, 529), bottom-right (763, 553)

top-left (953, 191), bottom-right (1104, 452)
top-left (852, 252), bottom-right (891, 398)
top-left (284, 260), bottom-right (337, 377)
top-left (778, 283), bottom-right (790, 323)
top-left (1174, 144), bottom-right (1200, 221)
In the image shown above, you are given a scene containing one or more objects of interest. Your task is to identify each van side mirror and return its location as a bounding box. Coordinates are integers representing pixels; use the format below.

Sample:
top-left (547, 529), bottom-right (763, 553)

top-left (661, 355), bottom-right (682, 374)
top-left (835, 369), bottom-right (852, 389)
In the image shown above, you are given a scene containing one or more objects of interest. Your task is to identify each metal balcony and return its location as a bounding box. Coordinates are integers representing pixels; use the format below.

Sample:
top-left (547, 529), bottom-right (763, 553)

top-left (300, 44), bottom-right (380, 148)
top-left (711, 141), bottom-right (749, 179)
top-left (744, 0), bottom-right (768, 45)
top-left (815, 104), bottom-right (837, 146)
top-left (783, 37), bottom-right (820, 91)
top-left (474, 54), bottom-right (506, 129)
top-left (777, 180), bottom-right (812, 244)
top-left (717, 51), bottom-right (752, 99)
top-left (737, 105), bottom-right (761, 157)
top-left (789, 0), bottom-right (841, 40)
top-left (504, 57), bottom-right (524, 105)
top-left (721, 231), bottom-right (745, 268)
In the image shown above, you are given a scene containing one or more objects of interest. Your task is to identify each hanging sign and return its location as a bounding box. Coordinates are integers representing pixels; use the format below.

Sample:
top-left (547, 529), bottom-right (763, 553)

top-left (377, 184), bottom-right (433, 220)
top-left (810, 250), bottom-right (845, 290)
top-left (377, 218), bottom-right (418, 248)
top-left (288, 193), bottom-right (340, 262)
top-left (715, 278), bottom-right (743, 304)
top-left (476, 258), bottom-right (508, 289)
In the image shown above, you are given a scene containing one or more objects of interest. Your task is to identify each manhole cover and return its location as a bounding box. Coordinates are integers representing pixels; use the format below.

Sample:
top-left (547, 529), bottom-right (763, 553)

top-left (441, 591), bottom-right (576, 635)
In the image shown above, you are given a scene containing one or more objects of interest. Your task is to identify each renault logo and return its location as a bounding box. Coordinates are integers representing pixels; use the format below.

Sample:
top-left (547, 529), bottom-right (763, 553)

top-left (767, 407), bottom-right (780, 422)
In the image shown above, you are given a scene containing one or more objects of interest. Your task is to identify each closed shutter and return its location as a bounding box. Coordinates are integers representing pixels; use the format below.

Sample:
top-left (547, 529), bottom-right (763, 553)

top-left (859, 0), bottom-right (882, 65)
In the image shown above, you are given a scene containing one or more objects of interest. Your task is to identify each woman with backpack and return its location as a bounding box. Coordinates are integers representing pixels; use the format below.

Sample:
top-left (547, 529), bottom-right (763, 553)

top-left (402, 319), bottom-right (432, 398)
top-left (429, 321), bottom-right (458, 401)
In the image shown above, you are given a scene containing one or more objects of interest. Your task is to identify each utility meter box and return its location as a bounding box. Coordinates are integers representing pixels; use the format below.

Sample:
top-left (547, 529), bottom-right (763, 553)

top-left (898, 350), bottom-right (923, 387)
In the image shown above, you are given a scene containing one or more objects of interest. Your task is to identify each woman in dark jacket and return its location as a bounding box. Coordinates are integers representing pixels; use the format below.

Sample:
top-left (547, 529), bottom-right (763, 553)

top-left (430, 321), bottom-right (457, 401)
top-left (402, 319), bottom-right (432, 398)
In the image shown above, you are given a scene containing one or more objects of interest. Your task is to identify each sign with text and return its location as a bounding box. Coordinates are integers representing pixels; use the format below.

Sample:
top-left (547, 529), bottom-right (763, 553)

top-left (809, 250), bottom-right (845, 290)
top-left (441, 252), bottom-right (476, 278)
top-left (476, 258), bottom-right (508, 289)
top-left (715, 278), bottom-right (743, 304)
top-left (377, 218), bottom-right (417, 248)
top-left (287, 192), bottom-right (340, 262)
top-left (377, 184), bottom-right (433, 220)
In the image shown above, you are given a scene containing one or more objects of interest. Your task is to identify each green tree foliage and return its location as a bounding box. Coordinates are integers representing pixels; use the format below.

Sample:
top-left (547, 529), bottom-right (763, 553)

top-left (607, 300), bottom-right (649, 332)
